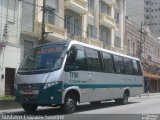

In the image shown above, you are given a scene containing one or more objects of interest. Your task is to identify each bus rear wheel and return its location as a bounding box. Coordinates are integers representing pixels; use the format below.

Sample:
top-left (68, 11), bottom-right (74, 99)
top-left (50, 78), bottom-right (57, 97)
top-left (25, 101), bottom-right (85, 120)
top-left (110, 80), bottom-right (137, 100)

top-left (62, 94), bottom-right (77, 114)
top-left (115, 92), bottom-right (129, 105)
top-left (22, 103), bottom-right (38, 113)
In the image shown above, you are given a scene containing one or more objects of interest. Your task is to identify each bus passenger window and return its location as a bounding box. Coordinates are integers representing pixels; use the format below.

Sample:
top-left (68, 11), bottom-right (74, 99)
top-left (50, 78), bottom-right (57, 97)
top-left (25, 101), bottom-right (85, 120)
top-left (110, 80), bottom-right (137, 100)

top-left (123, 58), bottom-right (134, 75)
top-left (113, 55), bottom-right (126, 74)
top-left (65, 45), bottom-right (87, 71)
top-left (102, 52), bottom-right (114, 73)
top-left (85, 48), bottom-right (102, 72)
top-left (132, 60), bottom-right (139, 75)
top-left (137, 61), bottom-right (142, 75)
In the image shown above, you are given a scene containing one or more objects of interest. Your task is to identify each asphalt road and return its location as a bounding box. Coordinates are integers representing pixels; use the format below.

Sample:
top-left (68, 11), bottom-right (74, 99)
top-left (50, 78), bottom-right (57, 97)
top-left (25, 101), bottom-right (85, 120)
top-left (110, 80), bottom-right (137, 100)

top-left (0, 94), bottom-right (160, 120)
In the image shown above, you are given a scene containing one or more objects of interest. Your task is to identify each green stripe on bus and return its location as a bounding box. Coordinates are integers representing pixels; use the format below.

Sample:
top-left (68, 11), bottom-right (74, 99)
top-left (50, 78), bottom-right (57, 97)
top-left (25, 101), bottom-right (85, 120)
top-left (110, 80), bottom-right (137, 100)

top-left (64, 84), bottom-right (143, 89)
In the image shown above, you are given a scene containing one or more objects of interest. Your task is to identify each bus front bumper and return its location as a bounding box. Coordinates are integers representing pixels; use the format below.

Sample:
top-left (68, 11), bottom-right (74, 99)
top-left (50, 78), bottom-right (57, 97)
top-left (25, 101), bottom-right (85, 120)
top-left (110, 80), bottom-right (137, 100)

top-left (15, 82), bottom-right (63, 105)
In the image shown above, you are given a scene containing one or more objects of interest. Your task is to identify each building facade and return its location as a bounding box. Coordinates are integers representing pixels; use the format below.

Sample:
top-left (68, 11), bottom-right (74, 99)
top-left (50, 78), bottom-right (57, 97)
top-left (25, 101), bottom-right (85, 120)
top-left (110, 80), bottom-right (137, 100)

top-left (124, 17), bottom-right (160, 93)
top-left (0, 0), bottom-right (21, 96)
top-left (21, 0), bottom-right (126, 57)
top-left (144, 0), bottom-right (160, 37)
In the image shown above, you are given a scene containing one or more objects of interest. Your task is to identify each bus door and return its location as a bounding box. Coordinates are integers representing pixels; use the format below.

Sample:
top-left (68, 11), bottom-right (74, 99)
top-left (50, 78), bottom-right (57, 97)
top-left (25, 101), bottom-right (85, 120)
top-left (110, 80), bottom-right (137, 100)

top-left (64, 45), bottom-right (89, 102)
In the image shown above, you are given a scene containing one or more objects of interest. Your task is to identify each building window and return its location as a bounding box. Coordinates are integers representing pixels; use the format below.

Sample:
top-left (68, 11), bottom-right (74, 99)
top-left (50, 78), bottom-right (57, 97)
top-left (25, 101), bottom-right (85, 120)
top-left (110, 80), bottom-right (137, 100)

top-left (133, 42), bottom-right (135, 55)
top-left (146, 15), bottom-right (149, 19)
top-left (116, 0), bottom-right (120, 8)
top-left (88, 0), bottom-right (94, 9)
top-left (115, 12), bottom-right (119, 24)
top-left (65, 16), bottom-right (81, 36)
top-left (24, 40), bottom-right (33, 57)
top-left (7, 0), bottom-right (16, 23)
top-left (46, 7), bottom-right (55, 25)
top-left (115, 36), bottom-right (121, 48)
top-left (100, 30), bottom-right (109, 45)
top-left (101, 3), bottom-right (108, 14)
top-left (87, 24), bottom-right (94, 38)
top-left (146, 8), bottom-right (149, 12)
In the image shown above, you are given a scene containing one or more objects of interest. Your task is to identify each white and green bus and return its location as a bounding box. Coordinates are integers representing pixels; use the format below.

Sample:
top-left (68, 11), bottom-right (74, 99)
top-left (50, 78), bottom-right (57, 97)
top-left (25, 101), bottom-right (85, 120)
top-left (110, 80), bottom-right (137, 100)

top-left (15, 40), bottom-right (144, 113)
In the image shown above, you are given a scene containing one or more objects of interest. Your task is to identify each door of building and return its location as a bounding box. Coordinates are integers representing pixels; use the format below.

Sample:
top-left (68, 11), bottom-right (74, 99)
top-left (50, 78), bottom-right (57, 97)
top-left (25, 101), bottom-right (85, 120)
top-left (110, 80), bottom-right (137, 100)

top-left (5, 68), bottom-right (16, 95)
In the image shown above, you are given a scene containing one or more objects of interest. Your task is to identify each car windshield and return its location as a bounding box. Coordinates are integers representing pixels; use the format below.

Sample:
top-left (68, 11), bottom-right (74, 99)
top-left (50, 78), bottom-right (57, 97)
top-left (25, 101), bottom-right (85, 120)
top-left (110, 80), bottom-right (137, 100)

top-left (18, 44), bottom-right (67, 74)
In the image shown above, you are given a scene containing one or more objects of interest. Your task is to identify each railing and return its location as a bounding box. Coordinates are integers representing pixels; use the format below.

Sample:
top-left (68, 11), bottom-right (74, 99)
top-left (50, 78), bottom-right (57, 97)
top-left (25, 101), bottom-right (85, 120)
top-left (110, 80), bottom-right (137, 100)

top-left (99, 13), bottom-right (115, 28)
top-left (46, 24), bottom-right (66, 36)
top-left (83, 37), bottom-right (102, 47)
top-left (65, 0), bottom-right (87, 9)
top-left (102, 0), bottom-right (116, 5)
top-left (72, 0), bottom-right (87, 8)
top-left (100, 13), bottom-right (115, 25)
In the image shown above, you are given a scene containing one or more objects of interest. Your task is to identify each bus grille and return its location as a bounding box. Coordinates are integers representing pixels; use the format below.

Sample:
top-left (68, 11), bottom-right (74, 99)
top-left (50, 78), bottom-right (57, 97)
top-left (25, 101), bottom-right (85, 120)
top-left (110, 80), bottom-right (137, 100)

top-left (19, 84), bottom-right (41, 100)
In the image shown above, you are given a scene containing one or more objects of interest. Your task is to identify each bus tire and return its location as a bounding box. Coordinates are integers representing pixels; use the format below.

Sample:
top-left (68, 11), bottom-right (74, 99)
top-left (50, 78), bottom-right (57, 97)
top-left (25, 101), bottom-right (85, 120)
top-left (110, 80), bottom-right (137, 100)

top-left (90, 101), bottom-right (101, 105)
top-left (115, 92), bottom-right (129, 105)
top-left (62, 94), bottom-right (77, 114)
top-left (22, 103), bottom-right (38, 113)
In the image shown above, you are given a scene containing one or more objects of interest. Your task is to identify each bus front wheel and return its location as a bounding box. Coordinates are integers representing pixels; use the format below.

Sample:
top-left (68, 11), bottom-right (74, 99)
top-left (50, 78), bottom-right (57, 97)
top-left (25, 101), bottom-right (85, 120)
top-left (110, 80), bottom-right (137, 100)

top-left (22, 103), bottom-right (38, 113)
top-left (62, 94), bottom-right (77, 114)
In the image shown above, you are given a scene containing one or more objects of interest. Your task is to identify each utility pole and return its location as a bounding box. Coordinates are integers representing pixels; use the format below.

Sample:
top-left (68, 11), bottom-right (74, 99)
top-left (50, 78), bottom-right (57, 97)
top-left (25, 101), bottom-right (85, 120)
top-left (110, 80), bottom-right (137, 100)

top-left (138, 22), bottom-right (146, 61)
top-left (41, 0), bottom-right (46, 44)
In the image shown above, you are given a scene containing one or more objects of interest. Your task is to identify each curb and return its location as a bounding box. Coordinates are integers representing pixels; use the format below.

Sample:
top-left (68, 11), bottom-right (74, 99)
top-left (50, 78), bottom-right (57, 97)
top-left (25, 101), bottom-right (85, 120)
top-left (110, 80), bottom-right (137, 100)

top-left (140, 93), bottom-right (160, 97)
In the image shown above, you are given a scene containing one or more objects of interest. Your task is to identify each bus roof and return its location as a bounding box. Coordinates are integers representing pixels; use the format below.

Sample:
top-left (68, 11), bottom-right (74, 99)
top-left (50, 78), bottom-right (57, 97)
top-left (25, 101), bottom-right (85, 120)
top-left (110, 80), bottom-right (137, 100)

top-left (69, 40), bottom-right (140, 61)
top-left (34, 39), bottom-right (140, 61)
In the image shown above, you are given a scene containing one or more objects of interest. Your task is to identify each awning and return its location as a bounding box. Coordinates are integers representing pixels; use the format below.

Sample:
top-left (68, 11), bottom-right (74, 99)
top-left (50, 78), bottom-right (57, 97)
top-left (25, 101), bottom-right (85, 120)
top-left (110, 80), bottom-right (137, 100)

top-left (144, 71), bottom-right (160, 79)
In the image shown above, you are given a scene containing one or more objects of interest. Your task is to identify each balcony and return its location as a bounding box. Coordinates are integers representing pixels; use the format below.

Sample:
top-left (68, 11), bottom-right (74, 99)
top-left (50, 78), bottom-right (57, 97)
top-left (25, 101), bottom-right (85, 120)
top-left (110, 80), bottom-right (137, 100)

top-left (102, 0), bottom-right (116, 5)
top-left (99, 13), bottom-right (115, 28)
top-left (104, 45), bottom-right (127, 54)
top-left (46, 24), bottom-right (66, 39)
top-left (36, 22), bottom-right (66, 40)
top-left (144, 71), bottom-right (160, 79)
top-left (67, 33), bottom-right (83, 41)
top-left (83, 37), bottom-right (102, 47)
top-left (65, 0), bottom-right (88, 14)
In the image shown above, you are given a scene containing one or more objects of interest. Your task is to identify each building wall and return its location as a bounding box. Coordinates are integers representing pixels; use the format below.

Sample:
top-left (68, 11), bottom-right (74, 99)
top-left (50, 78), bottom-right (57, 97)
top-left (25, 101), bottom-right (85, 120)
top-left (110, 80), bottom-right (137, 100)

top-left (144, 0), bottom-right (160, 37)
top-left (0, 46), bottom-right (21, 95)
top-left (126, 0), bottom-right (144, 27)
top-left (21, 0), bottom-right (125, 53)
top-left (0, 0), bottom-right (21, 96)
top-left (21, 0), bottom-right (35, 33)
top-left (115, 0), bottom-right (125, 49)
top-left (125, 17), bottom-right (160, 93)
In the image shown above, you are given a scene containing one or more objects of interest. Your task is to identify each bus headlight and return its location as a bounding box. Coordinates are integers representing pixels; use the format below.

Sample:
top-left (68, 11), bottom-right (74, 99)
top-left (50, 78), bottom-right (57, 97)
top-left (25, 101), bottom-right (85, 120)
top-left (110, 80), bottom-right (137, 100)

top-left (43, 81), bottom-right (59, 90)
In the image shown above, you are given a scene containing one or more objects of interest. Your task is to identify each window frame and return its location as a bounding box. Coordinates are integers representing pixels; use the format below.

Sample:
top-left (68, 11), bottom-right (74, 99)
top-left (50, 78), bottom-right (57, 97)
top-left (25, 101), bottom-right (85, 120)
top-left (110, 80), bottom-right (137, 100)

top-left (112, 55), bottom-right (126, 74)
top-left (64, 44), bottom-right (88, 72)
top-left (85, 47), bottom-right (103, 72)
top-left (132, 60), bottom-right (141, 75)
top-left (123, 57), bottom-right (134, 75)
top-left (101, 52), bottom-right (115, 73)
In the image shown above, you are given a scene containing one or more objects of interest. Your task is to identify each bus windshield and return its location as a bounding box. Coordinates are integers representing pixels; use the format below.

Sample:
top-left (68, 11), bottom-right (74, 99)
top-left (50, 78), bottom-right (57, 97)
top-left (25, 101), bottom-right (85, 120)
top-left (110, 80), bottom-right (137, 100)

top-left (18, 44), bottom-right (67, 74)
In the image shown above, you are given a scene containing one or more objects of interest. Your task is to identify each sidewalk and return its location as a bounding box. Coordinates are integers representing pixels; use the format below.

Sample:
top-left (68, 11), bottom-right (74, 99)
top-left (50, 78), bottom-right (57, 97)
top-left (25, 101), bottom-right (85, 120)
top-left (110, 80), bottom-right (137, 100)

top-left (140, 92), bottom-right (160, 97)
